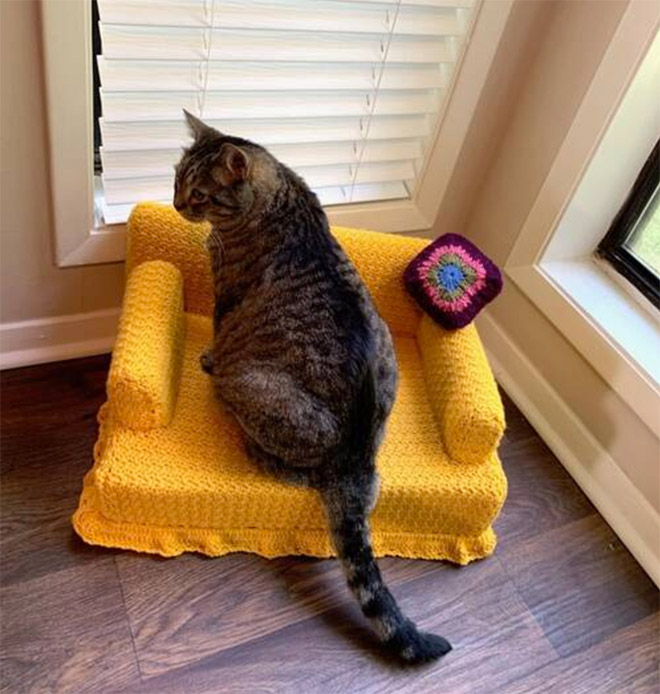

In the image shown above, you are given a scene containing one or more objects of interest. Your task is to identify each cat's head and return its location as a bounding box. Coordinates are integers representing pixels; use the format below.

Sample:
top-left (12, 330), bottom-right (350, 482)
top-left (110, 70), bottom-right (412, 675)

top-left (173, 111), bottom-right (275, 228)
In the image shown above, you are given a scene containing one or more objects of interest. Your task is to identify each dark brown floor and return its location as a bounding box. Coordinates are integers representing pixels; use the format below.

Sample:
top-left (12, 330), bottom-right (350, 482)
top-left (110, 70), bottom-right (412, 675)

top-left (1, 355), bottom-right (658, 694)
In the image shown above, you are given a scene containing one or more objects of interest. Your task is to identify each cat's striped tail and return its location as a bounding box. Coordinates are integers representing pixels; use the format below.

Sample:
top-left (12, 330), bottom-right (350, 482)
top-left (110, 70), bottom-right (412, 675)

top-left (321, 367), bottom-right (452, 664)
top-left (322, 477), bottom-right (452, 664)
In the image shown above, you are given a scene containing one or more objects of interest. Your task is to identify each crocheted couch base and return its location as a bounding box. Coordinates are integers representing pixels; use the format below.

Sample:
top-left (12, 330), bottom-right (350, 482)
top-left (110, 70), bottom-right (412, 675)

top-left (73, 312), bottom-right (506, 566)
top-left (74, 471), bottom-right (498, 564)
top-left (72, 204), bottom-right (507, 565)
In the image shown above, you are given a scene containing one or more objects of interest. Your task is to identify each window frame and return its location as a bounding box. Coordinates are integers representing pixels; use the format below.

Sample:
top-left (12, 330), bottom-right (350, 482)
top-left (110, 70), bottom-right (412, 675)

top-left (596, 140), bottom-right (660, 310)
top-left (41, 0), bottom-right (515, 267)
top-left (504, 0), bottom-right (660, 434)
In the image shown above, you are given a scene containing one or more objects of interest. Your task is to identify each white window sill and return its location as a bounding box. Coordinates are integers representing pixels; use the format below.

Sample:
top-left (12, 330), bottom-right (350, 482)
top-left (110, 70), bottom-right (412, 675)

top-left (544, 259), bottom-right (660, 382)
top-left (507, 258), bottom-right (660, 433)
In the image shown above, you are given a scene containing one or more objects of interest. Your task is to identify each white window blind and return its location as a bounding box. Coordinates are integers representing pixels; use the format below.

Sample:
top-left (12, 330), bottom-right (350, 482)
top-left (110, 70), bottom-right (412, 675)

top-left (96, 0), bottom-right (476, 224)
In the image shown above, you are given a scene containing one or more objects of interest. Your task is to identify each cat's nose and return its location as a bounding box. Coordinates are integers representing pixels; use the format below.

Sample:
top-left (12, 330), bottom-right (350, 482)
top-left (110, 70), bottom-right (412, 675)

top-left (173, 199), bottom-right (184, 212)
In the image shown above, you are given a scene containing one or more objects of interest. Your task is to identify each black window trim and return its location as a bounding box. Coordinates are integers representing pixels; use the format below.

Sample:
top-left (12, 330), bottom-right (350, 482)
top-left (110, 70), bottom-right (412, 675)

top-left (92, 0), bottom-right (102, 175)
top-left (596, 139), bottom-right (660, 310)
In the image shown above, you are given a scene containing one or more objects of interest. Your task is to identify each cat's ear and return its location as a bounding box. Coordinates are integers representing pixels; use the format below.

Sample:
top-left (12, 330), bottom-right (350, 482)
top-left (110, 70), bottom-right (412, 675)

top-left (183, 109), bottom-right (219, 141)
top-left (225, 144), bottom-right (250, 181)
top-left (213, 143), bottom-right (250, 185)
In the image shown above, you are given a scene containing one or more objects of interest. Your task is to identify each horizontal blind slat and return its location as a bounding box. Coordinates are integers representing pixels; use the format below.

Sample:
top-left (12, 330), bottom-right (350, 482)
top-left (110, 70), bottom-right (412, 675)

top-left (101, 180), bottom-right (408, 224)
top-left (100, 115), bottom-right (431, 150)
top-left (350, 0), bottom-right (472, 6)
top-left (100, 90), bottom-right (441, 121)
top-left (318, 181), bottom-right (408, 204)
top-left (98, 59), bottom-right (451, 92)
top-left (100, 25), bottom-right (458, 63)
top-left (103, 161), bottom-right (416, 204)
top-left (98, 0), bottom-right (464, 36)
top-left (101, 139), bottom-right (424, 178)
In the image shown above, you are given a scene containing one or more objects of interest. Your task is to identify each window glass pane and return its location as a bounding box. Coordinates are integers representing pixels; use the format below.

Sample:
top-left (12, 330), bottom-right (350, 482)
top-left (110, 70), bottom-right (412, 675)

top-left (625, 185), bottom-right (660, 276)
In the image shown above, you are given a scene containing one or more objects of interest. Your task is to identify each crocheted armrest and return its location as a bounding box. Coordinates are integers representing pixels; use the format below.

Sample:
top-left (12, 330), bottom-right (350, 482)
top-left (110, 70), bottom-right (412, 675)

top-left (107, 260), bottom-right (185, 430)
top-left (127, 203), bottom-right (213, 317)
top-left (417, 314), bottom-right (505, 464)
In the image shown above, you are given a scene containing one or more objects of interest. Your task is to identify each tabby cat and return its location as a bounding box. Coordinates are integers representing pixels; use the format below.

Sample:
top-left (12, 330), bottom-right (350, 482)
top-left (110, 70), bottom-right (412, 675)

top-left (173, 110), bottom-right (451, 663)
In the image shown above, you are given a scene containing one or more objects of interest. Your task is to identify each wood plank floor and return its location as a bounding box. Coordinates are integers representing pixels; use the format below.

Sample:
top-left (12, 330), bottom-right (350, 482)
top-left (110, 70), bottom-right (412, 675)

top-left (1, 355), bottom-right (658, 694)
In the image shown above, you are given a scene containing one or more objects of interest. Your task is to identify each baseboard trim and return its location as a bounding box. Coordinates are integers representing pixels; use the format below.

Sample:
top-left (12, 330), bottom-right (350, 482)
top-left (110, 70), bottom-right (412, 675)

top-left (0, 309), bottom-right (119, 370)
top-left (477, 310), bottom-right (660, 587)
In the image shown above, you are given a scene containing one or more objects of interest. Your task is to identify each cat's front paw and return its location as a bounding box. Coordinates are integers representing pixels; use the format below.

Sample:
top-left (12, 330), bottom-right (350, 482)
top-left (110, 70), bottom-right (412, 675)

top-left (200, 350), bottom-right (215, 375)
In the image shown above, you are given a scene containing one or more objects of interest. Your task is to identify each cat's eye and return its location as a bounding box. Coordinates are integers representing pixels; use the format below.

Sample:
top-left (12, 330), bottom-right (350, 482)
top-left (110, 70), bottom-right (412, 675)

top-left (191, 188), bottom-right (206, 202)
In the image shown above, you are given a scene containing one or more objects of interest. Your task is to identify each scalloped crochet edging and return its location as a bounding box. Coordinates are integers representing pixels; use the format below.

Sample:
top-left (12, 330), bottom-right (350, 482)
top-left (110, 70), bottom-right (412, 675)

top-left (73, 472), bottom-right (497, 566)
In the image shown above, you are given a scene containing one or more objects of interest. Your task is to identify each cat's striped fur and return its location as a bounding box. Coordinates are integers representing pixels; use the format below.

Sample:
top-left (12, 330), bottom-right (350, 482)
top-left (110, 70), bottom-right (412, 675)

top-left (173, 111), bottom-right (451, 663)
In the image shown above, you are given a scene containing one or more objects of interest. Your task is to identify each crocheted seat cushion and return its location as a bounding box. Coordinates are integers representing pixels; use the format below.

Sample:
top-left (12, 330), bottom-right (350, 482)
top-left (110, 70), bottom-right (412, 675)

top-left (404, 234), bottom-right (502, 330)
top-left (73, 204), bottom-right (507, 565)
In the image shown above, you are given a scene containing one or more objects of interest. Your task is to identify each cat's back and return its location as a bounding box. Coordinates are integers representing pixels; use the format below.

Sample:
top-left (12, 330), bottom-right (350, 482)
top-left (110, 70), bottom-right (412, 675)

top-left (263, 219), bottom-right (375, 351)
top-left (219, 197), bottom-right (384, 389)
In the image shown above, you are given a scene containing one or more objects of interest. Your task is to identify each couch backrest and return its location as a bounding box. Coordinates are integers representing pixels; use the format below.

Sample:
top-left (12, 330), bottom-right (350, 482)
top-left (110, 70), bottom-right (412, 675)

top-left (126, 203), bottom-right (426, 335)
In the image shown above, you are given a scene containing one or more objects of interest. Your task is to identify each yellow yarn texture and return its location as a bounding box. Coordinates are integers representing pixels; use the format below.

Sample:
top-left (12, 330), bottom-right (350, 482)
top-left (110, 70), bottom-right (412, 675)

top-left (73, 203), bottom-right (507, 564)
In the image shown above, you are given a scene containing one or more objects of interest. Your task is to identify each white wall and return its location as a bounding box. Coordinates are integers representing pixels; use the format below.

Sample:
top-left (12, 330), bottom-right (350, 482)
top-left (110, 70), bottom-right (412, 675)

top-left (0, 0), bottom-right (124, 325)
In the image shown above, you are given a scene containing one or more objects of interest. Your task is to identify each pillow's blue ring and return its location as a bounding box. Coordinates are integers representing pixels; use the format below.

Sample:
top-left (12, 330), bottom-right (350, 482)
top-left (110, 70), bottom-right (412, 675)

top-left (436, 263), bottom-right (464, 292)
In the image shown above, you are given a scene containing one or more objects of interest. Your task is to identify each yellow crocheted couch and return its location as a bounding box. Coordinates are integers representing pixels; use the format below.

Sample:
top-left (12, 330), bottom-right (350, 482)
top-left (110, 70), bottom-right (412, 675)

top-left (73, 203), bottom-right (507, 564)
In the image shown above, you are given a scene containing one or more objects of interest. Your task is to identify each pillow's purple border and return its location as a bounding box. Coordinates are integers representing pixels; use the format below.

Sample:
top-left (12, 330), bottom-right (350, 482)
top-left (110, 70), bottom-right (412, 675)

top-left (403, 233), bottom-right (503, 330)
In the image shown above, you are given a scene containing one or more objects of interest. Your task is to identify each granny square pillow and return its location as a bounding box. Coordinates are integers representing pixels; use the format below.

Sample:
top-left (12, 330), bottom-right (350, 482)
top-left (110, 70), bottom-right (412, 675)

top-left (403, 233), bottom-right (503, 330)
